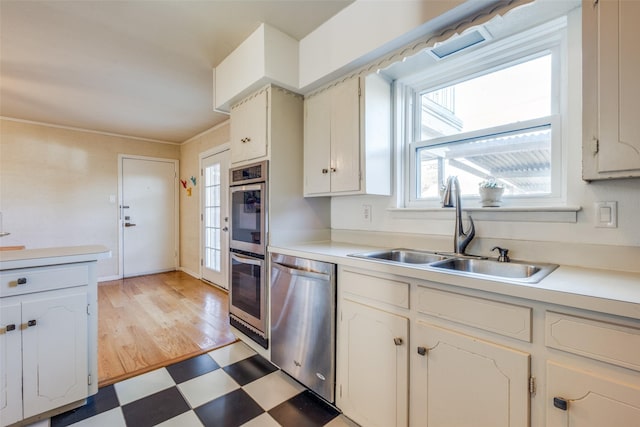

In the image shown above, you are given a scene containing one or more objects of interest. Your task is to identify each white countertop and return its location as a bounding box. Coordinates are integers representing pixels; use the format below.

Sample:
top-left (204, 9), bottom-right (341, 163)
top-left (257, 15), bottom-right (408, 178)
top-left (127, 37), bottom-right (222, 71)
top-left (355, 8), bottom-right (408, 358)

top-left (269, 241), bottom-right (640, 321)
top-left (0, 245), bottom-right (111, 270)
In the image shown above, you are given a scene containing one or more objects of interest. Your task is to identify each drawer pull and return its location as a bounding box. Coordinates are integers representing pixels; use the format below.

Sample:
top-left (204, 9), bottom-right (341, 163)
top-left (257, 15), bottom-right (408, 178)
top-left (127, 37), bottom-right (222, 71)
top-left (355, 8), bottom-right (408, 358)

top-left (417, 346), bottom-right (428, 356)
top-left (27, 319), bottom-right (37, 327)
top-left (553, 397), bottom-right (568, 411)
top-left (393, 337), bottom-right (403, 346)
top-left (17, 277), bottom-right (27, 285)
top-left (5, 324), bottom-right (16, 332)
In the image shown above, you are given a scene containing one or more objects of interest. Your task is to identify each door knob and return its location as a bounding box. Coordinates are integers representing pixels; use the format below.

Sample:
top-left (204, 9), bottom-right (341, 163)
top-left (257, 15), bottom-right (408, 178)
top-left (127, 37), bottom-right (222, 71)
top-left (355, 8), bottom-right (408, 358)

top-left (222, 226), bottom-right (229, 232)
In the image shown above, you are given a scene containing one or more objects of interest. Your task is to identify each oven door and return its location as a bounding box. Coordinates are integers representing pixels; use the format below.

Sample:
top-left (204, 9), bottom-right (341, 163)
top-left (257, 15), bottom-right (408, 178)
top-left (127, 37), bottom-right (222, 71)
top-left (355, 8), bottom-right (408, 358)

top-left (229, 183), bottom-right (266, 254)
top-left (229, 251), bottom-right (267, 345)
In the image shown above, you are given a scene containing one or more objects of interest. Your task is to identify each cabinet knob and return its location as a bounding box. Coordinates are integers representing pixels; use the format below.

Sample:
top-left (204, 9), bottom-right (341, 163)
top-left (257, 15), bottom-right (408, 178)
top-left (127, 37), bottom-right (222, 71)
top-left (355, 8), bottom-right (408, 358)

top-left (27, 319), bottom-right (37, 327)
top-left (4, 324), bottom-right (16, 332)
top-left (241, 137), bottom-right (251, 143)
top-left (17, 277), bottom-right (27, 285)
top-left (393, 337), bottom-right (403, 346)
top-left (330, 167), bottom-right (337, 173)
top-left (321, 168), bottom-right (329, 174)
top-left (553, 397), bottom-right (568, 411)
top-left (417, 346), bottom-right (428, 356)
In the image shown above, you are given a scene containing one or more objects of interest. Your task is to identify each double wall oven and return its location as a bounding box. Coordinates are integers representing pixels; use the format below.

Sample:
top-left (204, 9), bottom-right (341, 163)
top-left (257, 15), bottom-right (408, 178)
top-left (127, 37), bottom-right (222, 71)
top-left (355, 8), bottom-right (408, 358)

top-left (228, 161), bottom-right (268, 348)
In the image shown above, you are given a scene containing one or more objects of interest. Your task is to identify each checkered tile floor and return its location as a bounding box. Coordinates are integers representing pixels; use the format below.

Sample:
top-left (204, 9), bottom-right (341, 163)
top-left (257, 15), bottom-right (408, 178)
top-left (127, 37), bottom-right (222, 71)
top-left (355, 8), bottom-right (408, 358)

top-left (51, 342), bottom-right (357, 427)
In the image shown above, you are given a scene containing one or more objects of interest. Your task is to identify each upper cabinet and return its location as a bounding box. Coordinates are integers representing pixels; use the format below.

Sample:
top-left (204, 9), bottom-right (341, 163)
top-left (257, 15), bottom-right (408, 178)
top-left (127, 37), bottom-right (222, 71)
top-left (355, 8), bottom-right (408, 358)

top-left (230, 88), bottom-right (269, 165)
top-left (303, 74), bottom-right (392, 196)
top-left (583, 0), bottom-right (640, 180)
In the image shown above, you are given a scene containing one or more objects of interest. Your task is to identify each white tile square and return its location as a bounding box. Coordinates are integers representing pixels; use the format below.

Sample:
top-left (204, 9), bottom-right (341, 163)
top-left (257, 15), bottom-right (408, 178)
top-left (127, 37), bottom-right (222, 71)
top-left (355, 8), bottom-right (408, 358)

top-left (68, 408), bottom-right (127, 427)
top-left (114, 368), bottom-right (176, 405)
top-left (208, 341), bottom-right (256, 367)
top-left (325, 415), bottom-right (361, 427)
top-left (242, 371), bottom-right (305, 410)
top-left (156, 410), bottom-right (204, 427)
top-left (240, 412), bottom-right (281, 427)
top-left (177, 369), bottom-right (240, 408)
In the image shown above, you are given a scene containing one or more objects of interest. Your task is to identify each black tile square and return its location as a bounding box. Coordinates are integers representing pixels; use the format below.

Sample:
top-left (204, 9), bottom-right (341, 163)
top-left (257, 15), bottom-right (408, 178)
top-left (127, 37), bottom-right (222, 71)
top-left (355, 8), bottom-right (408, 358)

top-left (51, 385), bottom-right (120, 427)
top-left (195, 388), bottom-right (264, 427)
top-left (269, 390), bottom-right (339, 427)
top-left (121, 386), bottom-right (190, 427)
top-left (222, 354), bottom-right (277, 386)
top-left (166, 353), bottom-right (220, 384)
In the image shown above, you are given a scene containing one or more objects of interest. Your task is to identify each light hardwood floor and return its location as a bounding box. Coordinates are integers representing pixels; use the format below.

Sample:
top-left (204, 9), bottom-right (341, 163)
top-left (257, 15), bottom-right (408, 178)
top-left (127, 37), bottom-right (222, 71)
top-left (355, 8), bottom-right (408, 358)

top-left (97, 271), bottom-right (236, 387)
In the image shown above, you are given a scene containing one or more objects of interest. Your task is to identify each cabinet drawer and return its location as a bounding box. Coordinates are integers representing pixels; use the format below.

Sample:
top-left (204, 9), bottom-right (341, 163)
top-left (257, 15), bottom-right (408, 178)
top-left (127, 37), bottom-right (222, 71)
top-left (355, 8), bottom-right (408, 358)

top-left (0, 264), bottom-right (89, 297)
top-left (416, 286), bottom-right (532, 342)
top-left (546, 311), bottom-right (640, 371)
top-left (340, 268), bottom-right (409, 309)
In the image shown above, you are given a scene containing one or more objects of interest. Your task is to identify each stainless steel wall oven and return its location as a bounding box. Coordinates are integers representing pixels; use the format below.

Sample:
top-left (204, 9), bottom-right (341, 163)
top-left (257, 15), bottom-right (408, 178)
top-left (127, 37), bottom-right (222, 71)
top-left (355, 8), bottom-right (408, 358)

top-left (228, 161), bottom-right (268, 348)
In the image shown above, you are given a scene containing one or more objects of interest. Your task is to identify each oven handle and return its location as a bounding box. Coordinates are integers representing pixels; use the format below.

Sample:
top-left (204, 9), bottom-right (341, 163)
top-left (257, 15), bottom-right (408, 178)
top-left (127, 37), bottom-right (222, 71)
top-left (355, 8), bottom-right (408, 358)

top-left (231, 252), bottom-right (263, 266)
top-left (272, 262), bottom-right (330, 281)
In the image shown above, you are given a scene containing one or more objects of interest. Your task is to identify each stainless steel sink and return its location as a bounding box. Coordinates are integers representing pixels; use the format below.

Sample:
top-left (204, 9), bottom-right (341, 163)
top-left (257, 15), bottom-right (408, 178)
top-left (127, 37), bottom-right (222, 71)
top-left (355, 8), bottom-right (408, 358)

top-left (429, 258), bottom-right (558, 283)
top-left (349, 248), bottom-right (450, 265)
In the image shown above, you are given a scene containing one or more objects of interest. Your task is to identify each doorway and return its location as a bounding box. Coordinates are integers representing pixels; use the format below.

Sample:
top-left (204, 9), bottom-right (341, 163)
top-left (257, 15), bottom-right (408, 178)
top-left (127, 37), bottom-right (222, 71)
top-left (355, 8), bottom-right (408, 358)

top-left (119, 155), bottom-right (178, 278)
top-left (200, 147), bottom-right (230, 289)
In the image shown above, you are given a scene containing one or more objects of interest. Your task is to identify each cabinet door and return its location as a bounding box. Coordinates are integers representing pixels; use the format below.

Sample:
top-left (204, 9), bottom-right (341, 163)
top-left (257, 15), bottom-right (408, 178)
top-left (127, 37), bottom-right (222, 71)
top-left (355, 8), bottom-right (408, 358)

top-left (21, 291), bottom-right (88, 419)
top-left (304, 88), bottom-right (332, 195)
top-left (337, 299), bottom-right (408, 427)
top-left (0, 300), bottom-right (22, 427)
top-left (330, 77), bottom-right (361, 193)
top-left (583, 0), bottom-right (640, 178)
top-left (546, 361), bottom-right (640, 427)
top-left (411, 321), bottom-right (530, 427)
top-left (230, 89), bottom-right (268, 164)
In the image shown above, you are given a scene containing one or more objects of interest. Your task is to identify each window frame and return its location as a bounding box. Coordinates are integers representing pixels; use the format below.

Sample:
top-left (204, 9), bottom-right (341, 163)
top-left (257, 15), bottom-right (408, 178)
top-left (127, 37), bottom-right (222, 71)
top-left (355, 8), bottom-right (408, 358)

top-left (399, 18), bottom-right (568, 209)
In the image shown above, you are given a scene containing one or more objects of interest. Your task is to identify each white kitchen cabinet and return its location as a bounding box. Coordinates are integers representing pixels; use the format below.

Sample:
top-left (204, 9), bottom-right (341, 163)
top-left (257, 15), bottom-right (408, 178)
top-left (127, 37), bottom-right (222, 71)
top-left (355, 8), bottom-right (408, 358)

top-left (0, 257), bottom-right (100, 427)
top-left (303, 73), bottom-right (391, 196)
top-left (230, 88), bottom-right (268, 164)
top-left (582, 0), bottom-right (640, 180)
top-left (336, 298), bottom-right (409, 427)
top-left (411, 320), bottom-right (530, 427)
top-left (546, 361), bottom-right (640, 426)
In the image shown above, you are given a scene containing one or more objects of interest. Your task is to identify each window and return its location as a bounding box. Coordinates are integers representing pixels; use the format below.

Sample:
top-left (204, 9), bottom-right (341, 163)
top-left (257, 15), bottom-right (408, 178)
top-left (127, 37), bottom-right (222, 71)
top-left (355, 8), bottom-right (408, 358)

top-left (398, 18), bottom-right (567, 208)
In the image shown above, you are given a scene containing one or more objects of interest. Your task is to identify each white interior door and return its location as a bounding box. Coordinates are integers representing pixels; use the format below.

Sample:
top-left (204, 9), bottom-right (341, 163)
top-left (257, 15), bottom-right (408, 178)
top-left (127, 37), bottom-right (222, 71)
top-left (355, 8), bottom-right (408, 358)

top-left (201, 149), bottom-right (229, 289)
top-left (121, 156), bottom-right (178, 278)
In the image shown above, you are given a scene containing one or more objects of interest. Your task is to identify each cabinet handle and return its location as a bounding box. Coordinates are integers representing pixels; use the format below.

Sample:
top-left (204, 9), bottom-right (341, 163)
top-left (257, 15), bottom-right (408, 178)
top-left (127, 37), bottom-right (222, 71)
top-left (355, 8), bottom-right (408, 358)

top-left (417, 346), bottom-right (428, 356)
top-left (393, 337), bottom-right (403, 346)
top-left (241, 137), bottom-right (252, 143)
top-left (17, 277), bottom-right (27, 285)
top-left (322, 168), bottom-right (329, 174)
top-left (27, 319), bottom-right (37, 327)
top-left (553, 397), bottom-right (568, 411)
top-left (4, 324), bottom-right (16, 332)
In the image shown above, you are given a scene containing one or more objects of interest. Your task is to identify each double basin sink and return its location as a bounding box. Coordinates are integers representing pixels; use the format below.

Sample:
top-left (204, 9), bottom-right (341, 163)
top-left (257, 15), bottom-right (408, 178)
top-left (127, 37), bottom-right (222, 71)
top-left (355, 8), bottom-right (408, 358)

top-left (348, 248), bottom-right (558, 284)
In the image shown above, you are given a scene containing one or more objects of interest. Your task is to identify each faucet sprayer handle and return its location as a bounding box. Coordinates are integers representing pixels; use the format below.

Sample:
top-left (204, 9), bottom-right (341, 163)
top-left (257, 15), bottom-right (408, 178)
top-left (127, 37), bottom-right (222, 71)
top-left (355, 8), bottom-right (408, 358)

top-left (491, 246), bottom-right (510, 262)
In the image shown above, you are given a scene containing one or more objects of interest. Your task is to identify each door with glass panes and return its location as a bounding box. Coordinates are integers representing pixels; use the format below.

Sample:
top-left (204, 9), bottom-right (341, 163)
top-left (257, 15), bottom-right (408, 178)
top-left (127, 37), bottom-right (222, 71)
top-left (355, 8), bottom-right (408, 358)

top-left (201, 149), bottom-right (229, 289)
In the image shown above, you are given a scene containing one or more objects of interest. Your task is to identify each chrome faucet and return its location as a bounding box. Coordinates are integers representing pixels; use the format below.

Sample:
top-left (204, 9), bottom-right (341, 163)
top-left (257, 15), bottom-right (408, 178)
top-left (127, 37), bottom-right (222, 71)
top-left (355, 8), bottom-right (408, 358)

top-left (442, 176), bottom-right (475, 255)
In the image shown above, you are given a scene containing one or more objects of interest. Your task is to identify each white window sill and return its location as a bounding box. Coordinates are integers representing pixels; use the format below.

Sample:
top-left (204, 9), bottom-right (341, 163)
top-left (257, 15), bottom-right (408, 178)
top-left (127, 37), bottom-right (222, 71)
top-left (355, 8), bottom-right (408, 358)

top-left (388, 206), bottom-right (582, 223)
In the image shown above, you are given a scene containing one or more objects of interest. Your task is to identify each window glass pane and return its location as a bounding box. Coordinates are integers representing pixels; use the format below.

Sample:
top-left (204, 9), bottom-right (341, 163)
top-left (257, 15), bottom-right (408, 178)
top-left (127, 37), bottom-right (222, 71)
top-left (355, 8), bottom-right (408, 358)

top-left (420, 55), bottom-right (551, 141)
top-left (416, 125), bottom-right (552, 198)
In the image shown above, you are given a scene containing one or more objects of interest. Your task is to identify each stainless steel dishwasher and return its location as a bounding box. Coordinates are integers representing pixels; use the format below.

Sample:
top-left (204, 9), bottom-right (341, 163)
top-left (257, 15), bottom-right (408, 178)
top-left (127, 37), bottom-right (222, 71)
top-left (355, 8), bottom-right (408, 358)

top-left (270, 253), bottom-right (336, 403)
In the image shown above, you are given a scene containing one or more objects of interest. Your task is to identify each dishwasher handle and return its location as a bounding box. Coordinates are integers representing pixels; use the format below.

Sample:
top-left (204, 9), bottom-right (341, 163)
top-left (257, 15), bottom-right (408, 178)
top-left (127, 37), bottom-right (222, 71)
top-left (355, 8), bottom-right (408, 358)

top-left (272, 262), bottom-right (331, 281)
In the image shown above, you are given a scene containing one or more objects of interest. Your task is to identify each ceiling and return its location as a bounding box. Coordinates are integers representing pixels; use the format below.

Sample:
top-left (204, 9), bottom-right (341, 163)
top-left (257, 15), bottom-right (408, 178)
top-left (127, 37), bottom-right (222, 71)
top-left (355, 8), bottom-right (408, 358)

top-left (0, 0), bottom-right (353, 143)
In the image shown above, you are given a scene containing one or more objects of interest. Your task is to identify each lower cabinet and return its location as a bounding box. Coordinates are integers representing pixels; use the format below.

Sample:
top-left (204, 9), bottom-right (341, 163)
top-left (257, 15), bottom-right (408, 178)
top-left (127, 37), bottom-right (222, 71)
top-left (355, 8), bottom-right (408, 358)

top-left (546, 361), bottom-right (640, 427)
top-left (336, 298), bottom-right (409, 427)
top-left (0, 288), bottom-right (89, 426)
top-left (411, 320), bottom-right (531, 427)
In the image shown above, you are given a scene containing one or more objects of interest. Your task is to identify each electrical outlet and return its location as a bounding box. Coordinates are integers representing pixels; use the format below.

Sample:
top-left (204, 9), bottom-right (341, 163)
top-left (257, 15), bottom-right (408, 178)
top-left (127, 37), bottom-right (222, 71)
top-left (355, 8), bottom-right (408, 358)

top-left (362, 204), bottom-right (372, 222)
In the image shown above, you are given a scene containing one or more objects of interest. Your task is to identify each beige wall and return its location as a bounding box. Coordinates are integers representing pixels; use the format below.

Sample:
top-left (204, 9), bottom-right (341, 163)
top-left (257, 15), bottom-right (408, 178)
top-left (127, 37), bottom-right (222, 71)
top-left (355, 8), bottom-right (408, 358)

top-left (179, 121), bottom-right (230, 276)
top-left (0, 118), bottom-right (180, 278)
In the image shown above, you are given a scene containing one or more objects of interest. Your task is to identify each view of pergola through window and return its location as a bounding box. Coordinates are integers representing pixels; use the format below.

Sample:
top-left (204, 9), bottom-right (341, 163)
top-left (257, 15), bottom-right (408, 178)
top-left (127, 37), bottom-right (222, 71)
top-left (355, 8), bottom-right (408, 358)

top-left (416, 53), bottom-right (553, 199)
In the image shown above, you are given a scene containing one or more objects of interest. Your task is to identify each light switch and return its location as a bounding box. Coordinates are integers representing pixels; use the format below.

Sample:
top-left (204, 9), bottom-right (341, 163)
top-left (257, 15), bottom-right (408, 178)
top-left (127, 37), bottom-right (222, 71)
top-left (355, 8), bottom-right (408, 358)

top-left (595, 201), bottom-right (617, 228)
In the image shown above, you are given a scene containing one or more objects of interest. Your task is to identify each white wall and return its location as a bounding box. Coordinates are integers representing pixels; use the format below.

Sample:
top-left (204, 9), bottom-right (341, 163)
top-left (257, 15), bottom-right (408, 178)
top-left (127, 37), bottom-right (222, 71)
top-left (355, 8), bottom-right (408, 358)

top-left (329, 7), bottom-right (640, 270)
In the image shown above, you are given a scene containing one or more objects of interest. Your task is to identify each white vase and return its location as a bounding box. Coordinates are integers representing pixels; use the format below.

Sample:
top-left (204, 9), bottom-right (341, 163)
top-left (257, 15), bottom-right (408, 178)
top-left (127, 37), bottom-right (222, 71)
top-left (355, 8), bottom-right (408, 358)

top-left (479, 187), bottom-right (504, 207)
